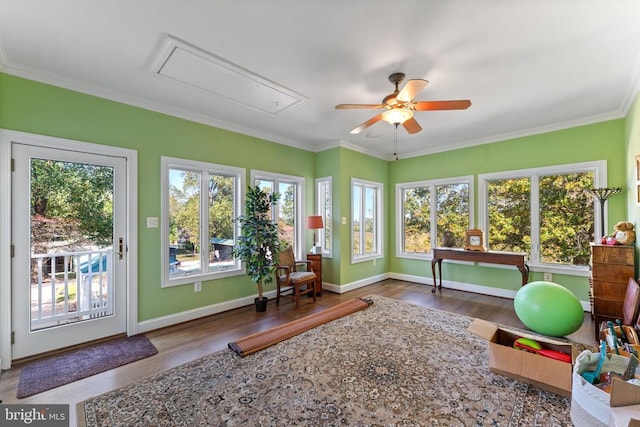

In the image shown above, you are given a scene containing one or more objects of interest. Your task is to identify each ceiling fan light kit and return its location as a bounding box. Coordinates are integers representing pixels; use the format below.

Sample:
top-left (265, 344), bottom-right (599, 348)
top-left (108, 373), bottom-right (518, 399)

top-left (336, 72), bottom-right (472, 158)
top-left (382, 108), bottom-right (413, 125)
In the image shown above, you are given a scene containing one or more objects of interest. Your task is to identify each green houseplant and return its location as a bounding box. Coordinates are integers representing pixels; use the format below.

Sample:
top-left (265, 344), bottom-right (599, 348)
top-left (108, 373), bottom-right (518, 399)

top-left (233, 185), bottom-right (284, 312)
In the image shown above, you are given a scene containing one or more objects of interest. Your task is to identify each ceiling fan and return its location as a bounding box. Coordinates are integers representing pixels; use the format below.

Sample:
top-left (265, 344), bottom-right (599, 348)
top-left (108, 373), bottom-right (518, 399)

top-left (335, 73), bottom-right (471, 135)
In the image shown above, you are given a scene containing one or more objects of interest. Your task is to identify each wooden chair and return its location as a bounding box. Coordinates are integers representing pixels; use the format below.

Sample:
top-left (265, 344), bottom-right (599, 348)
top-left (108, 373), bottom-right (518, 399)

top-left (622, 277), bottom-right (640, 326)
top-left (275, 246), bottom-right (316, 308)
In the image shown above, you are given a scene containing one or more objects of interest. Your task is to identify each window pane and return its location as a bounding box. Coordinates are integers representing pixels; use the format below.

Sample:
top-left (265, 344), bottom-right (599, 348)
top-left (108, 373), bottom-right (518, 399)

top-left (278, 182), bottom-right (296, 249)
top-left (255, 179), bottom-right (274, 220)
top-left (353, 184), bottom-right (361, 254)
top-left (318, 180), bottom-right (332, 252)
top-left (208, 173), bottom-right (236, 272)
top-left (169, 169), bottom-right (201, 276)
top-left (539, 172), bottom-right (594, 266)
top-left (487, 178), bottom-right (531, 253)
top-left (436, 183), bottom-right (469, 248)
top-left (403, 187), bottom-right (431, 253)
top-left (364, 186), bottom-right (376, 254)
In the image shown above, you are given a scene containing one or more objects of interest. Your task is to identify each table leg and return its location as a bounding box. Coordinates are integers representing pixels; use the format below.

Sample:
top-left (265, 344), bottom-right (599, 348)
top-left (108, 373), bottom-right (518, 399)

top-left (431, 259), bottom-right (442, 293)
top-left (517, 264), bottom-right (530, 286)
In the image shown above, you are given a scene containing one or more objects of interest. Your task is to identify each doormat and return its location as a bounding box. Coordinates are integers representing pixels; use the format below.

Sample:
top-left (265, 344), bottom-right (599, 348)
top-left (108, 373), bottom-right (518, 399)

top-left (17, 334), bottom-right (158, 398)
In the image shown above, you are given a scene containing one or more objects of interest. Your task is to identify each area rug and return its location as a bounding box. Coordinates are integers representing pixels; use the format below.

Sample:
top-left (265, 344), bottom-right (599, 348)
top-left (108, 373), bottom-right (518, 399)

top-left (228, 297), bottom-right (372, 356)
top-left (17, 334), bottom-right (157, 398)
top-left (79, 296), bottom-right (575, 426)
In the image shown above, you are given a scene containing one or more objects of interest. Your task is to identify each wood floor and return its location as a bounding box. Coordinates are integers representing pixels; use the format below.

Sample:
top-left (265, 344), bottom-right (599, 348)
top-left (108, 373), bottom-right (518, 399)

top-left (0, 279), bottom-right (596, 425)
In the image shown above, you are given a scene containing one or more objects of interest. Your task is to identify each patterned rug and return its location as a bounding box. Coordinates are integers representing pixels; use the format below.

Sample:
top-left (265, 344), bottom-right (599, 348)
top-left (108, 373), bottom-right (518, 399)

top-left (79, 296), bottom-right (575, 426)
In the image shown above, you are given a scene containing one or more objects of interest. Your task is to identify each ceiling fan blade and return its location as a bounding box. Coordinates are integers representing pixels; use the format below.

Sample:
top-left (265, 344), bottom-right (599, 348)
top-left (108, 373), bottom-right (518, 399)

top-left (397, 79), bottom-right (428, 102)
top-left (402, 117), bottom-right (422, 134)
top-left (412, 100), bottom-right (472, 111)
top-left (335, 104), bottom-right (384, 109)
top-left (349, 114), bottom-right (383, 134)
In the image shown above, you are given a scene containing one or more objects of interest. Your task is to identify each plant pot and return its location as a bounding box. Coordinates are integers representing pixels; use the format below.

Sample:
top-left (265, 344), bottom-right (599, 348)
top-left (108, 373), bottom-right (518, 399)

top-left (254, 297), bottom-right (268, 312)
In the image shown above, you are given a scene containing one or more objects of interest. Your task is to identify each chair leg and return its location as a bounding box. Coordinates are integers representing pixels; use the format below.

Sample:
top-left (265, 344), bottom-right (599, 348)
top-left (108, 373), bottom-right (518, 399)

top-left (276, 284), bottom-right (280, 305)
top-left (294, 285), bottom-right (300, 308)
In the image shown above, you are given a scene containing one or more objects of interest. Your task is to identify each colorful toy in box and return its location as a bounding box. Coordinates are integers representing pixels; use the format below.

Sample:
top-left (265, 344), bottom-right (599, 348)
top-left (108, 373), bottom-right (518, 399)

top-left (513, 337), bottom-right (572, 363)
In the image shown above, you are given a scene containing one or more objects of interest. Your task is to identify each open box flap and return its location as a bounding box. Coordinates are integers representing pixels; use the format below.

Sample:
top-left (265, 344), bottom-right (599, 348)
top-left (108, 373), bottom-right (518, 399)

top-left (468, 318), bottom-right (498, 341)
top-left (611, 377), bottom-right (640, 407)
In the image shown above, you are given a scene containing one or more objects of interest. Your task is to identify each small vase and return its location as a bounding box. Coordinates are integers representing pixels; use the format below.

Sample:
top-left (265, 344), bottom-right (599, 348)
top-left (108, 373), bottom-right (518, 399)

top-left (254, 297), bottom-right (268, 312)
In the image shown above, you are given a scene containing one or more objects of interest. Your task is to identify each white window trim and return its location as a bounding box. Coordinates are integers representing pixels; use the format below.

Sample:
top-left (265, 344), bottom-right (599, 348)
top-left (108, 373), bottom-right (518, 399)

top-left (477, 160), bottom-right (606, 276)
top-left (351, 177), bottom-right (383, 263)
top-left (396, 175), bottom-right (474, 260)
top-left (251, 170), bottom-right (305, 261)
top-left (316, 176), bottom-right (333, 258)
top-left (161, 156), bottom-right (245, 287)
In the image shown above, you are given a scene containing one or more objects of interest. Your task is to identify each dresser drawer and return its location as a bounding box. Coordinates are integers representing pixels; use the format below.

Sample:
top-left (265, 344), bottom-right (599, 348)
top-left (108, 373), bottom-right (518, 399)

top-left (591, 245), bottom-right (634, 265)
top-left (591, 263), bottom-right (635, 283)
top-left (593, 298), bottom-right (624, 318)
top-left (591, 279), bottom-right (629, 300)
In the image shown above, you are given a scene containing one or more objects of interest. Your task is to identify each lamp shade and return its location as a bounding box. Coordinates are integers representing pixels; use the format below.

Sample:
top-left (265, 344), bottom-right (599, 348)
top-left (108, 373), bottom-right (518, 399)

top-left (306, 215), bottom-right (324, 229)
top-left (382, 108), bottom-right (413, 125)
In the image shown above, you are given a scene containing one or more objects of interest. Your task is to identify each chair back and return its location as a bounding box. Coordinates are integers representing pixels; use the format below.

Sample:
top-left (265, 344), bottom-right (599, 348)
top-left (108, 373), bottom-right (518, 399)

top-left (623, 277), bottom-right (640, 325)
top-left (278, 246), bottom-right (297, 271)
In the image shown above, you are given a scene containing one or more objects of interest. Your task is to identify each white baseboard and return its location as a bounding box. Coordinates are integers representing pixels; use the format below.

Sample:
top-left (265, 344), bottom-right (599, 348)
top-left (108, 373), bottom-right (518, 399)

top-left (136, 274), bottom-right (590, 336)
top-left (322, 273), bottom-right (390, 294)
top-left (389, 272), bottom-right (591, 312)
top-left (136, 289), bottom-right (277, 334)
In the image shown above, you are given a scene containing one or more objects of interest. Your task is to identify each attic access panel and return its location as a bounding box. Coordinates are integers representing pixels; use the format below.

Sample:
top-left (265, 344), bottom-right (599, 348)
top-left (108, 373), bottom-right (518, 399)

top-left (151, 35), bottom-right (306, 115)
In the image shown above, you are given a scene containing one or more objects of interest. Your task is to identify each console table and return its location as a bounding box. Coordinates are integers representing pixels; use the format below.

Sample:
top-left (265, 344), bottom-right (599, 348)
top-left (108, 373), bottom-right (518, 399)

top-left (431, 248), bottom-right (529, 292)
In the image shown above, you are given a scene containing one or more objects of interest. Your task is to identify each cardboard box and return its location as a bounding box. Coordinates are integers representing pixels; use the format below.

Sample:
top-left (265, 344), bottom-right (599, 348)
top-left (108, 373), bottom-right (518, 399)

top-left (468, 318), bottom-right (577, 398)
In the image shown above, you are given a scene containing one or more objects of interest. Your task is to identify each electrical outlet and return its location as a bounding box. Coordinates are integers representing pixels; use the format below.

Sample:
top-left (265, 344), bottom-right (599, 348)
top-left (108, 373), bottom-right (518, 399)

top-left (373, 259), bottom-right (377, 266)
top-left (543, 272), bottom-right (553, 282)
top-left (194, 282), bottom-right (202, 292)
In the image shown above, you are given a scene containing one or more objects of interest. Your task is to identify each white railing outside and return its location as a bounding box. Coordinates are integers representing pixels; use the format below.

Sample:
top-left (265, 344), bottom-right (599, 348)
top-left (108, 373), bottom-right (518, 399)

top-left (30, 249), bottom-right (113, 330)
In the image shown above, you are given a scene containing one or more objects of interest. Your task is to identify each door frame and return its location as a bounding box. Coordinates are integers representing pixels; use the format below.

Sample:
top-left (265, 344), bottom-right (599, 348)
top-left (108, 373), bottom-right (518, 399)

top-left (0, 129), bottom-right (138, 370)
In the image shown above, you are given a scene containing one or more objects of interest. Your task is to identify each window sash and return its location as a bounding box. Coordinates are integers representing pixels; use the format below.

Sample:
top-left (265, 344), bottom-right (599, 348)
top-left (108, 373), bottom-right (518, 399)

top-left (161, 156), bottom-right (244, 288)
top-left (252, 170), bottom-right (305, 260)
top-left (478, 161), bottom-right (605, 270)
top-left (352, 178), bottom-right (383, 262)
top-left (396, 176), bottom-right (473, 259)
top-left (316, 177), bottom-right (332, 257)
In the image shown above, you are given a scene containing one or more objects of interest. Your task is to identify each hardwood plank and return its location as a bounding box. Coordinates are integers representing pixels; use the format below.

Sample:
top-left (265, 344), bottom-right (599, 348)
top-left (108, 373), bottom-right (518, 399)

top-left (0, 280), bottom-right (596, 426)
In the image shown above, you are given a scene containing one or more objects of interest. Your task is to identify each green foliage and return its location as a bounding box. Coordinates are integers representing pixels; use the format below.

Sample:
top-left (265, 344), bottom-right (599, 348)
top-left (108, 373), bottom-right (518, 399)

top-left (233, 185), bottom-right (285, 299)
top-left (31, 159), bottom-right (114, 248)
top-left (487, 172), bottom-right (594, 266)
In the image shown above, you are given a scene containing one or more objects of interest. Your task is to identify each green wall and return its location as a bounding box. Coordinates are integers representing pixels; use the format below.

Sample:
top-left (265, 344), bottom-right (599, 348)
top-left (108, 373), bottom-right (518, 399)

top-left (0, 73), bottom-right (315, 321)
top-left (389, 120), bottom-right (628, 300)
top-left (1, 71), bottom-right (635, 325)
top-left (625, 89), bottom-right (640, 264)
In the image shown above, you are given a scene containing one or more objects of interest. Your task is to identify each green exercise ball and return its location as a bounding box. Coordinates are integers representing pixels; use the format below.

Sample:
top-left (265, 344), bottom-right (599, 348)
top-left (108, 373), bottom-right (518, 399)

top-left (513, 281), bottom-right (584, 337)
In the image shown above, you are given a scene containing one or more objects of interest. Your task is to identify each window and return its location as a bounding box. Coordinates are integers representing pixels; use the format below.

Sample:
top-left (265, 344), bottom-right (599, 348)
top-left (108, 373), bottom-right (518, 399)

top-left (252, 170), bottom-right (305, 259)
top-left (478, 161), bottom-right (605, 271)
top-left (396, 176), bottom-right (472, 258)
top-left (352, 178), bottom-right (383, 262)
top-left (161, 157), bottom-right (244, 287)
top-left (316, 177), bottom-right (333, 257)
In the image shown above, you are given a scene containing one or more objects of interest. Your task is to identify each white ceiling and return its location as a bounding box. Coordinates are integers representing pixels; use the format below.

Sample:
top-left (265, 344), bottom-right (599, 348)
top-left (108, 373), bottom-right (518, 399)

top-left (1, 1), bottom-right (640, 160)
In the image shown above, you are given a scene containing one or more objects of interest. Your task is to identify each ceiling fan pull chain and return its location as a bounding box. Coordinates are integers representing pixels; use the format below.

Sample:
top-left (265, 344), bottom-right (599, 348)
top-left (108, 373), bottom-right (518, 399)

top-left (394, 123), bottom-right (399, 160)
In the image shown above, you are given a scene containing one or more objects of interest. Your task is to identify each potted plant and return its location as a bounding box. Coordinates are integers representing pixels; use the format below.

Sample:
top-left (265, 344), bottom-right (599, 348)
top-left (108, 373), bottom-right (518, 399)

top-left (233, 185), bottom-right (284, 312)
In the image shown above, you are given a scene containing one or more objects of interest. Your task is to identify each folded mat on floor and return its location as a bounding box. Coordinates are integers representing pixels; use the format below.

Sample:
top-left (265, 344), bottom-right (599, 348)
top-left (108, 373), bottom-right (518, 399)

top-left (228, 297), bottom-right (373, 357)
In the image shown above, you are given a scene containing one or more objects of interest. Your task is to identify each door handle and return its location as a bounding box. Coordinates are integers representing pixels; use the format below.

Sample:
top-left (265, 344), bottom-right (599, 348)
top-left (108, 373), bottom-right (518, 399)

top-left (118, 237), bottom-right (124, 260)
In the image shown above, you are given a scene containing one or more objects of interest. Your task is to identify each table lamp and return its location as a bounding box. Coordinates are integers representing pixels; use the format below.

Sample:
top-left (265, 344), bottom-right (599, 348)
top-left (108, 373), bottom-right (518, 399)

top-left (306, 215), bottom-right (324, 254)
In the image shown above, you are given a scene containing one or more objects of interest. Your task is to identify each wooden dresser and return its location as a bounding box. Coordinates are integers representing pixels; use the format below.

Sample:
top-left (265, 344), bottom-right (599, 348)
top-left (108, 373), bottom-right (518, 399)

top-left (590, 243), bottom-right (635, 341)
top-left (306, 253), bottom-right (323, 296)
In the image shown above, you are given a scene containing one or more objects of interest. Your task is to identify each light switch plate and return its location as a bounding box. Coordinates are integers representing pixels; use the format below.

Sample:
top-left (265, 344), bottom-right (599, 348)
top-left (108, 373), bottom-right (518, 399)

top-left (147, 217), bottom-right (159, 228)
